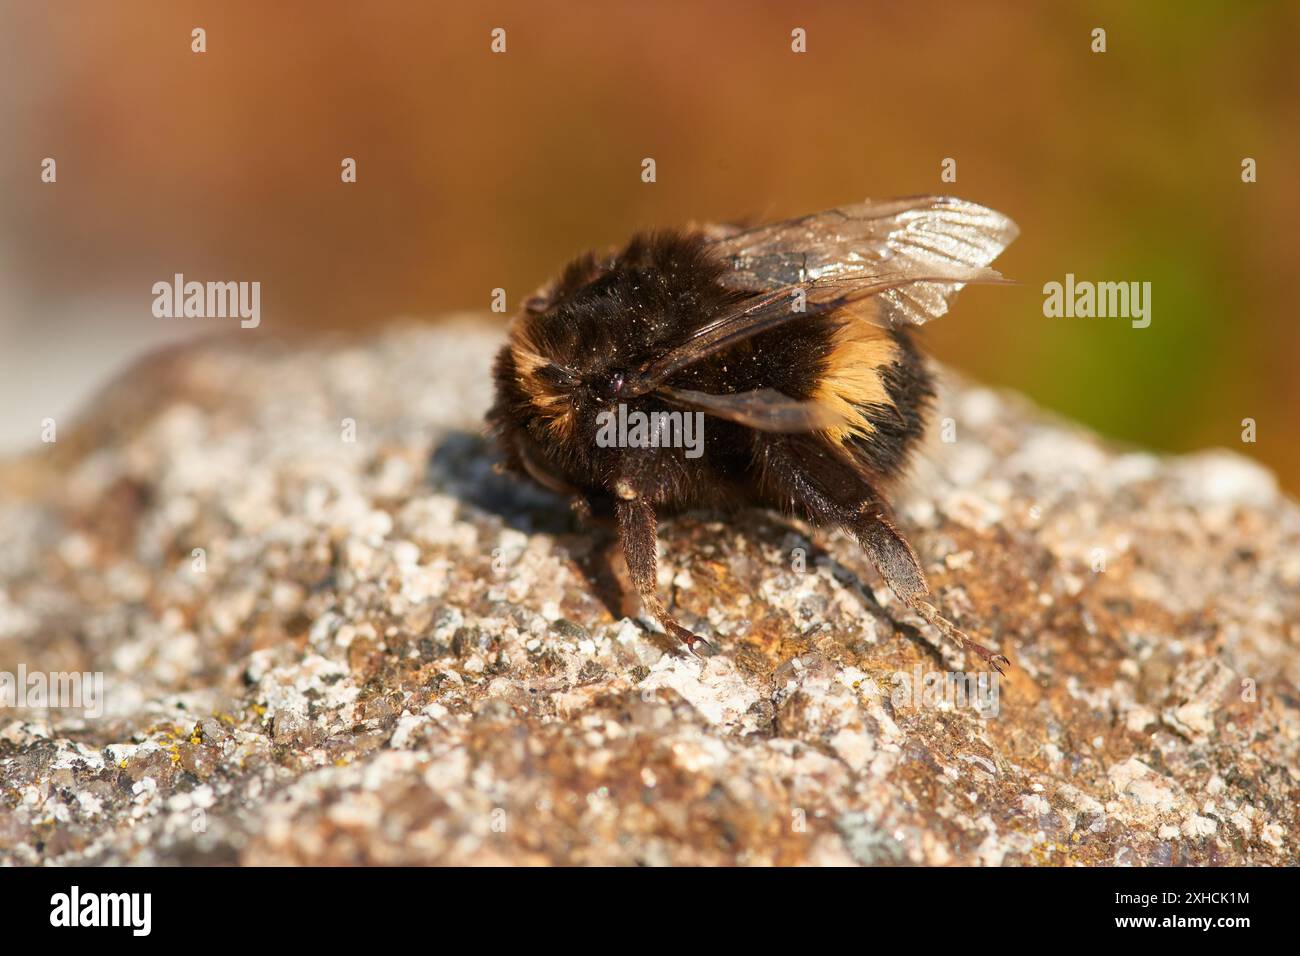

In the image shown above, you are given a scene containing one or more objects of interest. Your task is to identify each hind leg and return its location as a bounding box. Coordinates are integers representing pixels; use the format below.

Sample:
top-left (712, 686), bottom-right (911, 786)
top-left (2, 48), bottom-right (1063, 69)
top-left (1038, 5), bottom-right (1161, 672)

top-left (758, 436), bottom-right (1008, 673)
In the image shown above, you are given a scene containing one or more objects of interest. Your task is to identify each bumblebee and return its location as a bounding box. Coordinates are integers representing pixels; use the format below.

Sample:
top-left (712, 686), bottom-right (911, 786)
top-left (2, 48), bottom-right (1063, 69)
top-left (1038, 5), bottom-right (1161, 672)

top-left (488, 197), bottom-right (1017, 671)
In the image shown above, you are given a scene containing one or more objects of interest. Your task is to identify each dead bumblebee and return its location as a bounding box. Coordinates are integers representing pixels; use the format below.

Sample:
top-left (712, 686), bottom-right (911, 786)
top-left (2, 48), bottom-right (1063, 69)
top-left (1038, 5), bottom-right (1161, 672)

top-left (488, 196), bottom-right (1017, 672)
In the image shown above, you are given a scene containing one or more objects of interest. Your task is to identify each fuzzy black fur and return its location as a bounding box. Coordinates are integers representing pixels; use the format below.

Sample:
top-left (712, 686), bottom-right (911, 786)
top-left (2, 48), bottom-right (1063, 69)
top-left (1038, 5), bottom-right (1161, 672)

top-left (489, 231), bottom-right (931, 510)
top-left (487, 229), bottom-right (979, 660)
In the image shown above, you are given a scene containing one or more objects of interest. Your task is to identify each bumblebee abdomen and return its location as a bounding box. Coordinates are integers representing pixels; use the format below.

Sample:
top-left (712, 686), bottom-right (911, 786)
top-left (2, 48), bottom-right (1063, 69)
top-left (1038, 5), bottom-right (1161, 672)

top-left (836, 326), bottom-right (933, 483)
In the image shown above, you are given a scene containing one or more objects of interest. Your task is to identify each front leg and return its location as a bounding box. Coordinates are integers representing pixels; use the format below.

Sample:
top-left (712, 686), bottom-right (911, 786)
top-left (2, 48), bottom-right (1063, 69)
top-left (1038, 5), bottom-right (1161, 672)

top-left (614, 489), bottom-right (713, 656)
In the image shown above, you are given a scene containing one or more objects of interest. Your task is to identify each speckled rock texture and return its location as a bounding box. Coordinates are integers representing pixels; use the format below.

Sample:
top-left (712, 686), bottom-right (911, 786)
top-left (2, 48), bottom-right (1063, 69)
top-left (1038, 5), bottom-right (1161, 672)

top-left (1, 320), bottom-right (1296, 866)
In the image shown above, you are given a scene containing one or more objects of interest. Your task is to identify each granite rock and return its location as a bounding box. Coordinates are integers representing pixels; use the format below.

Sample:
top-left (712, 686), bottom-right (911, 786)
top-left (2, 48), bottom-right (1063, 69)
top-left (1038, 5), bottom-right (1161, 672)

top-left (0, 320), bottom-right (1296, 865)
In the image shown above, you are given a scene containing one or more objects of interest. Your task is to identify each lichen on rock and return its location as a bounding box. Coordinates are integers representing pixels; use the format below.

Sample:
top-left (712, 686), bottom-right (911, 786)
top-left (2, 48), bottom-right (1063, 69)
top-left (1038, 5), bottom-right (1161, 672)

top-left (0, 320), bottom-right (1296, 865)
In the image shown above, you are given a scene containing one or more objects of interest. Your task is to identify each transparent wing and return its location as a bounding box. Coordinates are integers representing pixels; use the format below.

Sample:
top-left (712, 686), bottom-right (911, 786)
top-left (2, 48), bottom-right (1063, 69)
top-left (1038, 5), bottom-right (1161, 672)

top-left (624, 273), bottom-right (966, 395)
top-left (621, 196), bottom-right (1018, 397)
top-left (657, 385), bottom-right (847, 433)
top-left (705, 195), bottom-right (1019, 328)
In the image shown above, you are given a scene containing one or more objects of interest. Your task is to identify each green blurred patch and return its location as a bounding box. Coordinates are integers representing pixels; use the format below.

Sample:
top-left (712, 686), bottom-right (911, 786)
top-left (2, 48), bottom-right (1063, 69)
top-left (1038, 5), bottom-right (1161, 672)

top-left (1026, 234), bottom-right (1240, 454)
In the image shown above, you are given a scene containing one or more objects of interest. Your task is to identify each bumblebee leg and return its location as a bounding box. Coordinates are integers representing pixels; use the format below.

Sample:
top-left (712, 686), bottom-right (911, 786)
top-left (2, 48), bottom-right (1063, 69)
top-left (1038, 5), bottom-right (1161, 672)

top-left (855, 506), bottom-right (1009, 674)
top-left (615, 493), bottom-right (713, 656)
top-left (759, 437), bottom-right (1008, 673)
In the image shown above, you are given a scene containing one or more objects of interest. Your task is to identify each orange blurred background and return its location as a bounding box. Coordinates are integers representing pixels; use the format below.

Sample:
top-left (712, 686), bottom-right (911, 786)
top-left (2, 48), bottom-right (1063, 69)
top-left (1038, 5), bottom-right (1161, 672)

top-left (2, 1), bottom-right (1298, 490)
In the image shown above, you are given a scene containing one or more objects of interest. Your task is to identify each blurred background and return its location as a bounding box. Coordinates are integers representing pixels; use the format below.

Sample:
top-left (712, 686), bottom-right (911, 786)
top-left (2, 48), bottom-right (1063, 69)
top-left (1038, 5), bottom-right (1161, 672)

top-left (2, 1), bottom-right (1297, 490)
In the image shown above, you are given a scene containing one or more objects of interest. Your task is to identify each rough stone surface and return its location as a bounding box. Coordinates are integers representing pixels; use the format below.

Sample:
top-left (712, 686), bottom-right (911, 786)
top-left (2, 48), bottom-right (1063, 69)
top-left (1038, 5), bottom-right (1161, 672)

top-left (0, 320), bottom-right (1296, 866)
